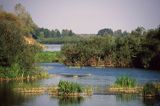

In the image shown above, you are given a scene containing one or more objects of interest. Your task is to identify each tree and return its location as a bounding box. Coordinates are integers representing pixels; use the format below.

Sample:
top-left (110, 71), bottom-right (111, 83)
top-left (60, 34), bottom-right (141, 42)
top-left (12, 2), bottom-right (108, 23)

top-left (0, 12), bottom-right (41, 76)
top-left (55, 29), bottom-right (61, 37)
top-left (62, 29), bottom-right (74, 36)
top-left (14, 3), bottom-right (37, 35)
top-left (145, 28), bottom-right (160, 70)
top-left (97, 28), bottom-right (113, 36)
top-left (131, 27), bottom-right (145, 35)
top-left (0, 5), bottom-right (3, 12)
top-left (114, 29), bottom-right (122, 36)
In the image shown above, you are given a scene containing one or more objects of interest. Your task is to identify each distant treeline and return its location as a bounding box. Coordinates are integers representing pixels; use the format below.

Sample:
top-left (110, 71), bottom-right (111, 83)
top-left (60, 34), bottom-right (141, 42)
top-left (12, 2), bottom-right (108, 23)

top-left (33, 28), bottom-right (75, 39)
top-left (32, 28), bottom-right (84, 44)
top-left (61, 26), bottom-right (160, 70)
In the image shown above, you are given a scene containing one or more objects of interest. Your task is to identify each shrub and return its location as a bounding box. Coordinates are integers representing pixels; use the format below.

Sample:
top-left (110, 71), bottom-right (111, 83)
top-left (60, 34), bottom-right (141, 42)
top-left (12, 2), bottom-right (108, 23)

top-left (115, 76), bottom-right (136, 88)
top-left (143, 82), bottom-right (157, 97)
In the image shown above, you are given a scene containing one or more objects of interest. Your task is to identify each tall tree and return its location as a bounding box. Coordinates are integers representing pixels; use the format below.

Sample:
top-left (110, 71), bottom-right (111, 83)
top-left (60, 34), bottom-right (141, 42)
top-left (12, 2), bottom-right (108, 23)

top-left (131, 27), bottom-right (146, 35)
top-left (0, 12), bottom-right (41, 74)
top-left (14, 3), bottom-right (37, 35)
top-left (97, 28), bottom-right (113, 36)
top-left (0, 5), bottom-right (3, 12)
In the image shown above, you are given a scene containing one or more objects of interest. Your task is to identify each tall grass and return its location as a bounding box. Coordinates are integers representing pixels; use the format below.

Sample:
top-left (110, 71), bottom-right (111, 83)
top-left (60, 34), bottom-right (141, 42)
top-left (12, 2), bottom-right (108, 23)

top-left (115, 76), bottom-right (136, 88)
top-left (58, 80), bottom-right (83, 94)
top-left (0, 63), bottom-right (21, 78)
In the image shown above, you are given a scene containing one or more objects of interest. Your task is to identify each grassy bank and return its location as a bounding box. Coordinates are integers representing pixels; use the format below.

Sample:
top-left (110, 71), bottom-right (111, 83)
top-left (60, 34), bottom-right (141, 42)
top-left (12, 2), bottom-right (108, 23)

top-left (35, 51), bottom-right (63, 63)
top-left (0, 65), bottom-right (49, 80)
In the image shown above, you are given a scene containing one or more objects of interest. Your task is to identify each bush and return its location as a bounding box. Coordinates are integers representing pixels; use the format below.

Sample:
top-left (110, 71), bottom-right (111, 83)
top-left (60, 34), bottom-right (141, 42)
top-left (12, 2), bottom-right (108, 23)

top-left (115, 76), bottom-right (136, 88)
top-left (58, 80), bottom-right (83, 94)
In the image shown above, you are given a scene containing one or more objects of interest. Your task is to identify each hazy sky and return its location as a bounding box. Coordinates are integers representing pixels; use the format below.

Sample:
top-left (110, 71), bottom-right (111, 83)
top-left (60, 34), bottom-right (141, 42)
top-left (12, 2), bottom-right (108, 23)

top-left (0, 0), bottom-right (160, 34)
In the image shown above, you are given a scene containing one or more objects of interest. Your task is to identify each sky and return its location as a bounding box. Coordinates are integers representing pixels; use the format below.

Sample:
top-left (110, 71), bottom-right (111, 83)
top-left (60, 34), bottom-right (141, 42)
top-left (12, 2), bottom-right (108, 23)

top-left (0, 0), bottom-right (160, 34)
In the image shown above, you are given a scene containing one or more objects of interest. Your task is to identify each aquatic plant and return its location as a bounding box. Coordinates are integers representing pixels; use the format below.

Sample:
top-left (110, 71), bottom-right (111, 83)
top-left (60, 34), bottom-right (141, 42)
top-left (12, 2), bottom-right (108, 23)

top-left (58, 80), bottom-right (83, 94)
top-left (115, 76), bottom-right (136, 88)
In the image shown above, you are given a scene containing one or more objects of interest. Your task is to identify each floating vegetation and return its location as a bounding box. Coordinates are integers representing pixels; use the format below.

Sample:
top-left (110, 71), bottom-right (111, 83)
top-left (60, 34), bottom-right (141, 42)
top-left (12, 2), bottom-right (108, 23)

top-left (108, 76), bottom-right (141, 94)
top-left (108, 86), bottom-right (142, 94)
top-left (13, 83), bottom-right (46, 94)
top-left (57, 80), bottom-right (83, 96)
top-left (48, 85), bottom-right (59, 95)
top-left (115, 76), bottom-right (136, 88)
top-left (108, 76), bottom-right (160, 98)
top-left (14, 87), bottom-right (46, 94)
top-left (14, 80), bottom-right (93, 97)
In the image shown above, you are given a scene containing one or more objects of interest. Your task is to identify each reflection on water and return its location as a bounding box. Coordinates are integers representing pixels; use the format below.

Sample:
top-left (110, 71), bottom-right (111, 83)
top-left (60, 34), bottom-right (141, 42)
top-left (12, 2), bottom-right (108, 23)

top-left (44, 44), bottom-right (62, 51)
top-left (143, 97), bottom-right (160, 106)
top-left (58, 97), bottom-right (83, 106)
top-left (116, 94), bottom-right (137, 102)
top-left (0, 82), bottom-right (33, 106)
top-left (0, 81), bottom-right (160, 106)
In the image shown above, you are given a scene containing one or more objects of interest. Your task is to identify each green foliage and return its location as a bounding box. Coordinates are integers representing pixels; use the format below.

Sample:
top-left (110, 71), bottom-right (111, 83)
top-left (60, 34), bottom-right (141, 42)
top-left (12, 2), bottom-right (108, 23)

top-left (61, 26), bottom-right (160, 70)
top-left (143, 82), bottom-right (157, 97)
top-left (33, 28), bottom-right (75, 40)
top-left (14, 3), bottom-right (37, 35)
top-left (0, 63), bottom-right (22, 78)
top-left (35, 51), bottom-right (62, 63)
top-left (58, 80), bottom-right (83, 94)
top-left (0, 12), bottom-right (41, 78)
top-left (115, 76), bottom-right (136, 88)
top-left (97, 28), bottom-right (113, 36)
top-left (62, 35), bottom-right (134, 67)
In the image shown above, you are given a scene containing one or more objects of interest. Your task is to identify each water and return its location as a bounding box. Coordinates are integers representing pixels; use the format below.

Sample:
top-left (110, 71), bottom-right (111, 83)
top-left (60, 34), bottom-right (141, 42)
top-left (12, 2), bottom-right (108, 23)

top-left (44, 44), bottom-right (62, 51)
top-left (0, 63), bottom-right (160, 106)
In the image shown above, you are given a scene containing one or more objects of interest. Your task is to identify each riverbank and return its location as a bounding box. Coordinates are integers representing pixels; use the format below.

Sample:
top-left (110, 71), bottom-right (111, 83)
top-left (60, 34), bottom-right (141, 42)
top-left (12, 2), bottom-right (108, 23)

top-left (0, 71), bottom-right (50, 81)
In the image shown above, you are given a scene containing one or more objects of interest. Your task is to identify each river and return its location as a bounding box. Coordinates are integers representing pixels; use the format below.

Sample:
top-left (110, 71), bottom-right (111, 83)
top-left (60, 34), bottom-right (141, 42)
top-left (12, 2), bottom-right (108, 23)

top-left (44, 44), bottom-right (62, 51)
top-left (0, 63), bottom-right (160, 106)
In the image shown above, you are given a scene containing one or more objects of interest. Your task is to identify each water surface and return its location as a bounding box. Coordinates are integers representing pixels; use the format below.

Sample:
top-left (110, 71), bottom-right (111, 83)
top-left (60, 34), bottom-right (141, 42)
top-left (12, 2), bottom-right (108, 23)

top-left (44, 44), bottom-right (62, 51)
top-left (0, 63), bottom-right (160, 106)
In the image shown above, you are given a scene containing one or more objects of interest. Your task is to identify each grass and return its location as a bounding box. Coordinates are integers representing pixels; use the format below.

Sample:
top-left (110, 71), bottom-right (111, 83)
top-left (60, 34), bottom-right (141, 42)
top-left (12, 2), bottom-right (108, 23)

top-left (0, 65), bottom-right (49, 80)
top-left (115, 76), bottom-right (136, 88)
top-left (58, 80), bottom-right (83, 94)
top-left (108, 76), bottom-right (138, 94)
top-left (35, 51), bottom-right (62, 63)
top-left (0, 63), bottom-right (21, 78)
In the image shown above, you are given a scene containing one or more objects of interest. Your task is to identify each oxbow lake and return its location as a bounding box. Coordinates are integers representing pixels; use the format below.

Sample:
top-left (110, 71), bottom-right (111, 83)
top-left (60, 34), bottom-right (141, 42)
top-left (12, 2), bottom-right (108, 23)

top-left (0, 63), bottom-right (160, 106)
